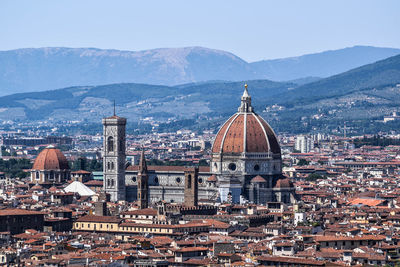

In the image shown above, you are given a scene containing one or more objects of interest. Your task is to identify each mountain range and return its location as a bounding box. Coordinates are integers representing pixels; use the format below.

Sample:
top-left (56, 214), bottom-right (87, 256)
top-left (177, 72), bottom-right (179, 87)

top-left (1, 52), bottom-right (400, 135)
top-left (0, 45), bottom-right (399, 96)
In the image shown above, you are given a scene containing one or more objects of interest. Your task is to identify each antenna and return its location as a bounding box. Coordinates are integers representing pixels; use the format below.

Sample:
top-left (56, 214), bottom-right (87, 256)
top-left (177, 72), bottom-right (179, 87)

top-left (113, 100), bottom-right (116, 116)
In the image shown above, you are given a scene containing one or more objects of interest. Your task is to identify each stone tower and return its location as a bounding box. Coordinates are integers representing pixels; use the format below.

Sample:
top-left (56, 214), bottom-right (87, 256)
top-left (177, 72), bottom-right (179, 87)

top-left (102, 113), bottom-right (126, 202)
top-left (184, 167), bottom-right (198, 207)
top-left (137, 150), bottom-right (149, 209)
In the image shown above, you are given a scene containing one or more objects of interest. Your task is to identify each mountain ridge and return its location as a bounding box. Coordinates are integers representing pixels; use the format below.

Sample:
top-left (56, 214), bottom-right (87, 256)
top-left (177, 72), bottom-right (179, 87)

top-left (1, 45), bottom-right (399, 96)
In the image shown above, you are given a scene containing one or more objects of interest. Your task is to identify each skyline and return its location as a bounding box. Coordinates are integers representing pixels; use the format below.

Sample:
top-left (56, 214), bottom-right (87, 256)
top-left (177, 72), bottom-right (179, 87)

top-left (0, 0), bottom-right (399, 62)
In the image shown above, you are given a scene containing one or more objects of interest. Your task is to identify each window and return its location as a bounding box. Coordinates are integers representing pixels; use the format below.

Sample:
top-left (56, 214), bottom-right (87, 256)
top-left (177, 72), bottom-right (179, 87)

top-left (36, 171), bottom-right (40, 180)
top-left (187, 175), bottom-right (192, 188)
top-left (107, 162), bottom-right (111, 170)
top-left (119, 140), bottom-right (124, 152)
top-left (228, 163), bottom-right (236, 171)
top-left (107, 136), bottom-right (114, 152)
top-left (111, 162), bottom-right (114, 170)
top-left (254, 164), bottom-right (260, 171)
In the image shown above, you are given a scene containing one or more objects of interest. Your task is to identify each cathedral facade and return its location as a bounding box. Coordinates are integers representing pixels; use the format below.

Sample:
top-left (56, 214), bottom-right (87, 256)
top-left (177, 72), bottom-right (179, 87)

top-left (103, 85), bottom-right (296, 204)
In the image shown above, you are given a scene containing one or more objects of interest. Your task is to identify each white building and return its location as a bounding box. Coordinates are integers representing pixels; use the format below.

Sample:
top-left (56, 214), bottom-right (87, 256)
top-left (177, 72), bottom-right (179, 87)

top-left (295, 135), bottom-right (314, 153)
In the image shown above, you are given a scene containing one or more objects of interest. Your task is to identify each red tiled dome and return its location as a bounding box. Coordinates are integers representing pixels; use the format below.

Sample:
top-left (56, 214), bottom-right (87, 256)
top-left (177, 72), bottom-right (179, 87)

top-left (207, 175), bottom-right (217, 182)
top-left (250, 175), bottom-right (267, 183)
top-left (212, 113), bottom-right (280, 154)
top-left (274, 178), bottom-right (293, 188)
top-left (32, 146), bottom-right (69, 170)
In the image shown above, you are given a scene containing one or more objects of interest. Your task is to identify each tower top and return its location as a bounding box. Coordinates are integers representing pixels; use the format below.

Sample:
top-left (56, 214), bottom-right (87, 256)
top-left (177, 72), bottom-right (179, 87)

top-left (238, 83), bottom-right (253, 113)
top-left (139, 149), bottom-right (148, 174)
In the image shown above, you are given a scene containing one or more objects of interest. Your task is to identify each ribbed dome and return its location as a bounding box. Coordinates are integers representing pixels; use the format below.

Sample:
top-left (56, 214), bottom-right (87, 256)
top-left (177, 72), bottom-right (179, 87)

top-left (212, 113), bottom-right (280, 154)
top-left (32, 145), bottom-right (70, 170)
top-left (212, 85), bottom-right (281, 155)
top-left (274, 178), bottom-right (293, 189)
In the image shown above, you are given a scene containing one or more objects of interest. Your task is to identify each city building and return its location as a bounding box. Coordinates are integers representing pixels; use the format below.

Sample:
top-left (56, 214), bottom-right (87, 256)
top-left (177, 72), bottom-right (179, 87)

top-left (30, 145), bottom-right (71, 186)
top-left (295, 135), bottom-right (314, 153)
top-left (104, 85), bottom-right (296, 205)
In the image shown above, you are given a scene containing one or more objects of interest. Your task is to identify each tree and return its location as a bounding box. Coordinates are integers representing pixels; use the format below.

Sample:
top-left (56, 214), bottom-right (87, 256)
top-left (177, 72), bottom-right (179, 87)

top-left (297, 159), bottom-right (309, 166)
top-left (306, 173), bottom-right (325, 181)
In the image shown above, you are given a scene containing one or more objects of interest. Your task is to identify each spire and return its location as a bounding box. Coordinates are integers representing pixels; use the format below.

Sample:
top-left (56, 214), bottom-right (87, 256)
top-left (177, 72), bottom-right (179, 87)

top-left (238, 83), bottom-right (253, 113)
top-left (139, 149), bottom-right (148, 174)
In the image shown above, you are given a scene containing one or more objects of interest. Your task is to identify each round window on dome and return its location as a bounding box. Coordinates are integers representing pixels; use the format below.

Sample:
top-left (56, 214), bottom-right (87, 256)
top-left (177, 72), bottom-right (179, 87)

top-left (198, 178), bottom-right (203, 184)
top-left (228, 163), bottom-right (237, 171)
top-left (154, 177), bottom-right (159, 184)
top-left (254, 164), bottom-right (260, 171)
top-left (176, 177), bottom-right (181, 184)
top-left (132, 176), bottom-right (137, 182)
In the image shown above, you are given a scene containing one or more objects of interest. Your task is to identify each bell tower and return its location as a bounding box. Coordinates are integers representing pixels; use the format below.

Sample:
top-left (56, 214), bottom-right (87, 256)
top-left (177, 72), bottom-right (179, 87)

top-left (102, 108), bottom-right (126, 202)
top-left (137, 150), bottom-right (149, 209)
top-left (184, 167), bottom-right (198, 207)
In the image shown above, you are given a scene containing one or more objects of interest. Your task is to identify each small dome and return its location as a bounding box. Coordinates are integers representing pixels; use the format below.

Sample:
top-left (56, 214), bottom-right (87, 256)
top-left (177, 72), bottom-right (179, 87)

top-left (31, 184), bottom-right (43, 190)
top-left (207, 175), bottom-right (217, 182)
top-left (32, 146), bottom-right (69, 170)
top-left (250, 175), bottom-right (267, 183)
top-left (48, 186), bottom-right (58, 192)
top-left (274, 178), bottom-right (293, 189)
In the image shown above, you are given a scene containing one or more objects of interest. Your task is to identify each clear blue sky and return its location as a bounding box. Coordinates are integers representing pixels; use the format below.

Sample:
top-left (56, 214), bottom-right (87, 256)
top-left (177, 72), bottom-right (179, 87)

top-left (1, 0), bottom-right (399, 62)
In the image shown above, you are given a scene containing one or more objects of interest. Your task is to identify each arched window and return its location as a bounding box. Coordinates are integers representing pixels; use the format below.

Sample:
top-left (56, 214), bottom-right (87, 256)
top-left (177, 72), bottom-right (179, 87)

top-left (107, 179), bottom-right (110, 187)
top-left (50, 171), bottom-right (54, 180)
top-left (107, 162), bottom-right (111, 170)
top-left (111, 162), bottom-right (114, 170)
top-left (111, 179), bottom-right (115, 187)
top-left (107, 136), bottom-right (114, 152)
top-left (187, 175), bottom-right (192, 189)
top-left (36, 171), bottom-right (40, 180)
top-left (119, 140), bottom-right (124, 152)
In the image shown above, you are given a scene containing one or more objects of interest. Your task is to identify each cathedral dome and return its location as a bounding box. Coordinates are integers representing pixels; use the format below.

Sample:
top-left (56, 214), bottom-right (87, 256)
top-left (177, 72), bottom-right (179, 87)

top-left (274, 178), bottom-right (294, 189)
top-left (32, 145), bottom-right (70, 170)
top-left (212, 85), bottom-right (280, 154)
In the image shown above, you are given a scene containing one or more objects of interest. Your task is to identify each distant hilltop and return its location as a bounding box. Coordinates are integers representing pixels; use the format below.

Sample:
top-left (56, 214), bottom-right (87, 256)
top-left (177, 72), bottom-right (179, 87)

top-left (0, 45), bottom-right (399, 95)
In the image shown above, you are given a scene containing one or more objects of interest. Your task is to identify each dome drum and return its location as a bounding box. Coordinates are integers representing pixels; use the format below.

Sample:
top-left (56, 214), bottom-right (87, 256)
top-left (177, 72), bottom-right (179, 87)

top-left (210, 84), bottom-right (296, 205)
top-left (30, 145), bottom-right (70, 185)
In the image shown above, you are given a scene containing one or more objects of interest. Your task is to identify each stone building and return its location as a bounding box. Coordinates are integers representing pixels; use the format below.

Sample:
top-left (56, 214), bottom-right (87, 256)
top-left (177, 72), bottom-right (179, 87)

top-left (30, 145), bottom-right (70, 186)
top-left (103, 85), bottom-right (296, 205)
top-left (102, 114), bottom-right (127, 202)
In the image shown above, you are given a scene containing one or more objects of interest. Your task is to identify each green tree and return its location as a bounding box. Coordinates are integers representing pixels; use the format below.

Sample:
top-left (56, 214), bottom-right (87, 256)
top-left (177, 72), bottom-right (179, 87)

top-left (297, 159), bottom-right (309, 166)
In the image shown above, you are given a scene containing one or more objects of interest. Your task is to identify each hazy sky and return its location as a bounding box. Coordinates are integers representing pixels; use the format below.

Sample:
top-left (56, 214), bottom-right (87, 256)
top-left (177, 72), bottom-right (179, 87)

top-left (1, 0), bottom-right (399, 62)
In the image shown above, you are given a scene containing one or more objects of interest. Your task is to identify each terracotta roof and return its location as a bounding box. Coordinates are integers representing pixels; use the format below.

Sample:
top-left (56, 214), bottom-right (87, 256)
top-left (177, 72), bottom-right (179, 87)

top-left (126, 165), bottom-right (210, 173)
top-left (274, 178), bottom-right (293, 188)
top-left (348, 198), bottom-right (385, 207)
top-left (250, 175), bottom-right (266, 183)
top-left (0, 209), bottom-right (45, 216)
top-left (212, 113), bottom-right (280, 154)
top-left (32, 146), bottom-right (69, 170)
top-left (71, 170), bottom-right (91, 174)
top-left (207, 175), bottom-right (217, 182)
top-left (315, 235), bottom-right (385, 242)
top-left (121, 208), bottom-right (157, 216)
top-left (84, 180), bottom-right (103, 186)
top-left (257, 255), bottom-right (325, 266)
